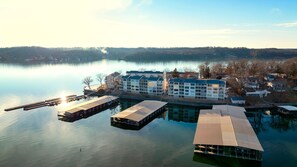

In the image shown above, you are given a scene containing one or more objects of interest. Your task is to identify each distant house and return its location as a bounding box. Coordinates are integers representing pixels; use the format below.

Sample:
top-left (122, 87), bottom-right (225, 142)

top-left (231, 97), bottom-right (245, 105)
top-left (267, 80), bottom-right (286, 92)
top-left (265, 74), bottom-right (277, 81)
top-left (245, 89), bottom-right (270, 98)
top-left (105, 72), bottom-right (121, 89)
top-left (244, 77), bottom-right (260, 89)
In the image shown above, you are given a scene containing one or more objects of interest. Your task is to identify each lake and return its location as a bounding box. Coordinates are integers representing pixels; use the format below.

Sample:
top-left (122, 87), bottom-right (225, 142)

top-left (0, 60), bottom-right (297, 167)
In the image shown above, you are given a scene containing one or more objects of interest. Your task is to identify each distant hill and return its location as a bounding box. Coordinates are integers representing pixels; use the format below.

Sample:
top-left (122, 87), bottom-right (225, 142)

top-left (0, 46), bottom-right (297, 64)
top-left (0, 47), bottom-right (104, 64)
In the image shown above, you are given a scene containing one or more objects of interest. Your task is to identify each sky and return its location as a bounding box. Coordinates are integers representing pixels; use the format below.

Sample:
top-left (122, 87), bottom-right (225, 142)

top-left (0, 0), bottom-right (297, 48)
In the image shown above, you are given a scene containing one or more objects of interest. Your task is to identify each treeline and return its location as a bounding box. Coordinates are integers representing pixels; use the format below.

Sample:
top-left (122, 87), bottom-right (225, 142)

top-left (197, 58), bottom-right (297, 79)
top-left (1, 46), bottom-right (297, 64)
top-left (0, 47), bottom-right (104, 64)
top-left (121, 47), bottom-right (297, 62)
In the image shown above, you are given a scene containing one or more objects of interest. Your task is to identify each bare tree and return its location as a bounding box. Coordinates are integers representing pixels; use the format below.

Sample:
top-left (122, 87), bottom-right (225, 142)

top-left (199, 62), bottom-right (211, 79)
top-left (96, 73), bottom-right (106, 87)
top-left (82, 76), bottom-right (93, 89)
top-left (211, 63), bottom-right (225, 76)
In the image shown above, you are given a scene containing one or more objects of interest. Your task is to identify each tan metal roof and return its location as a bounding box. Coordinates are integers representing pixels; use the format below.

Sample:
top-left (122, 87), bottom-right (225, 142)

top-left (59, 95), bottom-right (118, 114)
top-left (193, 105), bottom-right (263, 151)
top-left (111, 100), bottom-right (167, 122)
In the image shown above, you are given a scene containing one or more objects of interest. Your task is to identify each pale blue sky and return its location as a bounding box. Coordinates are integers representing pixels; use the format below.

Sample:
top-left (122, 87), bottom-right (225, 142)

top-left (0, 0), bottom-right (297, 48)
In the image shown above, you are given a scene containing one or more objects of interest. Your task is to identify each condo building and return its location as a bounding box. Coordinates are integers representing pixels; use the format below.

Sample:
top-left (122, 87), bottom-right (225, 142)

top-left (168, 78), bottom-right (226, 100)
top-left (120, 71), bottom-right (165, 95)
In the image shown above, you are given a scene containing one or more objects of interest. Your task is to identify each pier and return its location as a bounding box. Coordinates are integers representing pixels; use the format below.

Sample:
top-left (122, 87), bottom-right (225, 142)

top-left (111, 100), bottom-right (167, 127)
top-left (193, 105), bottom-right (264, 161)
top-left (58, 95), bottom-right (119, 120)
top-left (4, 95), bottom-right (86, 111)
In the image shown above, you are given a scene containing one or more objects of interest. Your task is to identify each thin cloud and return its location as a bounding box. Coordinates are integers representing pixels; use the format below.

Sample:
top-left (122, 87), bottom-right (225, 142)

top-left (275, 21), bottom-right (297, 28)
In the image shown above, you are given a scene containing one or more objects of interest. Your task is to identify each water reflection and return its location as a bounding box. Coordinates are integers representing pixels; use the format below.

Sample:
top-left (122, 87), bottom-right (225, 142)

top-left (167, 105), bottom-right (201, 123)
top-left (193, 154), bottom-right (262, 167)
top-left (246, 110), bottom-right (297, 134)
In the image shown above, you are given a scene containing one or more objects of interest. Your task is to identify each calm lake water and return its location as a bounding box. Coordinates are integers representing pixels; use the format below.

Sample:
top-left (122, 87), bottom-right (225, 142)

top-left (0, 60), bottom-right (297, 167)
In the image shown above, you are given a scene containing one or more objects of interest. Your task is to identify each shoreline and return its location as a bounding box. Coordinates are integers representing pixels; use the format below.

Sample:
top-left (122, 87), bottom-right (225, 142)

top-left (84, 89), bottom-right (288, 110)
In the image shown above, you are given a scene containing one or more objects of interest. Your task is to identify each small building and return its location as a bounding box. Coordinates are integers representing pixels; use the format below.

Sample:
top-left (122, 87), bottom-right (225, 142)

top-left (231, 96), bottom-right (245, 105)
top-left (244, 77), bottom-right (260, 89)
top-left (265, 74), bottom-right (277, 81)
top-left (105, 72), bottom-right (121, 89)
top-left (277, 106), bottom-right (297, 117)
top-left (245, 89), bottom-right (269, 98)
top-left (267, 80), bottom-right (286, 92)
top-left (111, 100), bottom-right (167, 127)
top-left (193, 105), bottom-right (264, 161)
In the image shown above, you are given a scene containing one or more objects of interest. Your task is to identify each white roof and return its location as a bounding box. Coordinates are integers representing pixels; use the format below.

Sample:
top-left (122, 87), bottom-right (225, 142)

top-left (111, 100), bottom-right (167, 122)
top-left (278, 106), bottom-right (297, 111)
top-left (193, 105), bottom-right (263, 151)
top-left (60, 96), bottom-right (118, 114)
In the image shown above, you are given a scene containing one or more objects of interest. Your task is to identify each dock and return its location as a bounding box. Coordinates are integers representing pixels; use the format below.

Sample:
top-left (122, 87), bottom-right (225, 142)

top-left (193, 105), bottom-right (264, 161)
top-left (277, 105), bottom-right (297, 117)
top-left (58, 95), bottom-right (119, 120)
top-left (111, 100), bottom-right (167, 127)
top-left (4, 95), bottom-right (86, 111)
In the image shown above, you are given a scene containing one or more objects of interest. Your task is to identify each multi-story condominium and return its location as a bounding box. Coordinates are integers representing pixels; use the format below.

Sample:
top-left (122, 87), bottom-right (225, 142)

top-left (168, 78), bottom-right (226, 100)
top-left (120, 75), bottom-right (164, 95)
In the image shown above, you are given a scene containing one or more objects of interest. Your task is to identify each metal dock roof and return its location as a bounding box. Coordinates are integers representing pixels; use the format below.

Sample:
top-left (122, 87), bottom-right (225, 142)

top-left (193, 105), bottom-right (263, 152)
top-left (59, 95), bottom-right (118, 114)
top-left (111, 100), bottom-right (167, 122)
top-left (278, 105), bottom-right (297, 111)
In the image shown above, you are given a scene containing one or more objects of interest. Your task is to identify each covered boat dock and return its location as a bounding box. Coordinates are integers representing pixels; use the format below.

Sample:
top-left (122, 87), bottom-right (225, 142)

top-left (58, 95), bottom-right (119, 119)
top-left (111, 100), bottom-right (167, 127)
top-left (193, 105), bottom-right (264, 161)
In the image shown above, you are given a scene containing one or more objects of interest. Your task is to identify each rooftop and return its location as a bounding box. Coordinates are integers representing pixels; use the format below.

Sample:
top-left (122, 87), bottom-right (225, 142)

top-left (111, 100), bottom-right (167, 122)
top-left (231, 97), bottom-right (245, 101)
top-left (170, 78), bottom-right (225, 85)
top-left (59, 95), bottom-right (118, 114)
top-left (193, 105), bottom-right (263, 152)
top-left (278, 105), bottom-right (297, 111)
top-left (127, 70), bottom-right (163, 74)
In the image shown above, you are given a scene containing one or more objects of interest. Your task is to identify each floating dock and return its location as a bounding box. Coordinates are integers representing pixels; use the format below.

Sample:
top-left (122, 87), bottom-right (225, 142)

top-left (111, 100), bottom-right (167, 127)
top-left (193, 105), bottom-right (264, 161)
top-left (4, 95), bottom-right (86, 111)
top-left (58, 95), bottom-right (119, 119)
